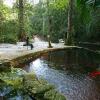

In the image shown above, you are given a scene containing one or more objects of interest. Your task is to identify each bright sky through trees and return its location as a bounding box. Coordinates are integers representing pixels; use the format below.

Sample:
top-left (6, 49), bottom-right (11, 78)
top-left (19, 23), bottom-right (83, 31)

top-left (4, 0), bottom-right (15, 7)
top-left (4, 0), bottom-right (39, 7)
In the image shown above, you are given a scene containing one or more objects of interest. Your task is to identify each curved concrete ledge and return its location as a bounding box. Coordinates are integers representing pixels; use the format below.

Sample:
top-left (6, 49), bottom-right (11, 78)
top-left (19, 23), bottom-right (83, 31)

top-left (10, 46), bottom-right (77, 67)
top-left (0, 46), bottom-right (99, 68)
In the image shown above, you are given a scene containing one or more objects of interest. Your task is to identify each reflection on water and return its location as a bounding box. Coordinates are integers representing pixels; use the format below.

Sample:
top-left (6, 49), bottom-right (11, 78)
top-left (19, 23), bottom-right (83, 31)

top-left (24, 49), bottom-right (100, 100)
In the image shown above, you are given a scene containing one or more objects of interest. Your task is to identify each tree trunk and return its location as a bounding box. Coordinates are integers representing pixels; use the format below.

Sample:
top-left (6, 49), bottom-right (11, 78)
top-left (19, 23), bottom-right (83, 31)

top-left (47, 0), bottom-right (52, 48)
top-left (0, 0), bottom-right (4, 36)
top-left (18, 0), bottom-right (26, 41)
top-left (65, 0), bottom-right (74, 45)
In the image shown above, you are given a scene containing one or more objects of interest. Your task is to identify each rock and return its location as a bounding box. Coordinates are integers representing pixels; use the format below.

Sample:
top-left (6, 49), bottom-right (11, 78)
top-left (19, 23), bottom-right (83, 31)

top-left (0, 68), bottom-right (66, 100)
top-left (0, 61), bottom-right (11, 72)
top-left (23, 73), bottom-right (53, 93)
top-left (44, 89), bottom-right (66, 100)
top-left (23, 73), bottom-right (66, 100)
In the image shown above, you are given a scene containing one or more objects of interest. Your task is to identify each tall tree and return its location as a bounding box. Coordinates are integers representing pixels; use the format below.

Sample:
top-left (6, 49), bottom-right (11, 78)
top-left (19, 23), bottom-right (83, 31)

top-left (0, 0), bottom-right (4, 36)
top-left (47, 0), bottom-right (52, 47)
top-left (18, 0), bottom-right (26, 41)
top-left (65, 0), bottom-right (74, 45)
top-left (65, 0), bottom-right (99, 45)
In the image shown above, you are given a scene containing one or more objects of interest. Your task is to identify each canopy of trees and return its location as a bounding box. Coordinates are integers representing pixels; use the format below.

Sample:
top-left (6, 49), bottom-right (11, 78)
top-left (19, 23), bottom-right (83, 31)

top-left (0, 0), bottom-right (100, 44)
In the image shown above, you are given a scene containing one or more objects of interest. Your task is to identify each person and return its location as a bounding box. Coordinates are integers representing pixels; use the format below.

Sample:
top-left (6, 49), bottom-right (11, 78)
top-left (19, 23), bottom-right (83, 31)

top-left (30, 43), bottom-right (33, 50)
top-left (26, 36), bottom-right (29, 46)
top-left (24, 36), bottom-right (34, 50)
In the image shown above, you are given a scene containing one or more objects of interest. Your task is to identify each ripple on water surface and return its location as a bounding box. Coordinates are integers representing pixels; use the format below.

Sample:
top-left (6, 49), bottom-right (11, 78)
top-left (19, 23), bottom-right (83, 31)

top-left (24, 58), bottom-right (100, 100)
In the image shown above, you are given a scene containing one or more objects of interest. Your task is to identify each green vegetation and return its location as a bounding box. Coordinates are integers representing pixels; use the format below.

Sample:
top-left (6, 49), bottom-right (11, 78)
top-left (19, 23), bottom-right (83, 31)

top-left (0, 67), bottom-right (66, 100)
top-left (0, 0), bottom-right (100, 99)
top-left (0, 0), bottom-right (100, 43)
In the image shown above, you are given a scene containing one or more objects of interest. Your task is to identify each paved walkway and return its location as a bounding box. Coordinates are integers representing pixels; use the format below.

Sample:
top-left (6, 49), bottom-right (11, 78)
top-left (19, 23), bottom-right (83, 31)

top-left (0, 37), bottom-right (68, 63)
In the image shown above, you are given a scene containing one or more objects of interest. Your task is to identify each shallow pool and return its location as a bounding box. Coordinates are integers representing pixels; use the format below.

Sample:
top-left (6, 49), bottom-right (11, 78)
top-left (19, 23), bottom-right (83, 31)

top-left (24, 49), bottom-right (100, 100)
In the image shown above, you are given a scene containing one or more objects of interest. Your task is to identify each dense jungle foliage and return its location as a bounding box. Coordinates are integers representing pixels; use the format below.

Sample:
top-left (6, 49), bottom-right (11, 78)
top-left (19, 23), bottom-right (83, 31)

top-left (0, 0), bottom-right (100, 43)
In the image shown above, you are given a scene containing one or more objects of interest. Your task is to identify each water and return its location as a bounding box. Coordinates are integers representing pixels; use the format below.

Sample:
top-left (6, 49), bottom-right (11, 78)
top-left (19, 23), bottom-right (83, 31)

top-left (24, 49), bottom-right (100, 100)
